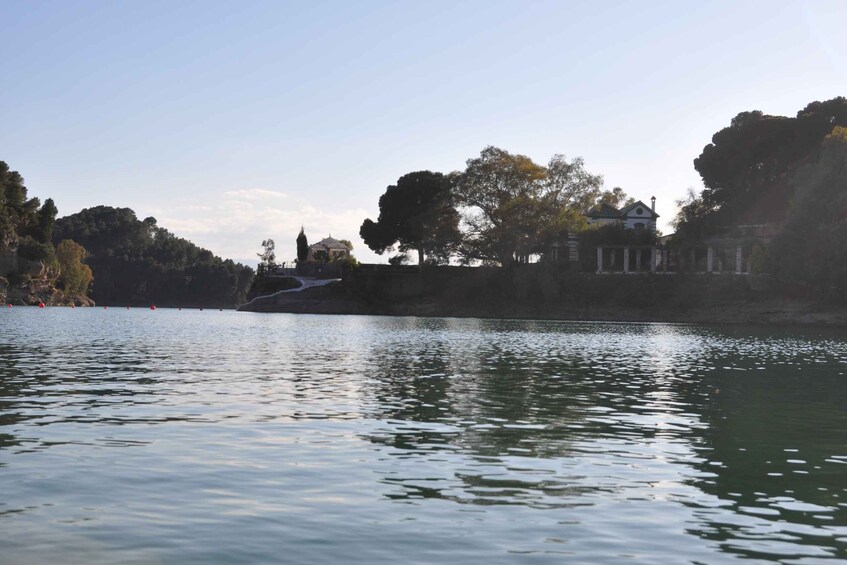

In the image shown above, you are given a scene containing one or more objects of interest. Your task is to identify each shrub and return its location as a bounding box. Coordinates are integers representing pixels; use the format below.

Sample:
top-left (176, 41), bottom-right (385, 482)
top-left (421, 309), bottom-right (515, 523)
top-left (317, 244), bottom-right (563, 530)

top-left (17, 236), bottom-right (55, 263)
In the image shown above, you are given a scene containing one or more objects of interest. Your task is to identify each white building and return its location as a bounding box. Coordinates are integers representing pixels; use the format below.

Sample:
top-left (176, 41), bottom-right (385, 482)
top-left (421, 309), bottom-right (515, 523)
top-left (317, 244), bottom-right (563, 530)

top-left (586, 197), bottom-right (659, 232)
top-left (307, 236), bottom-right (351, 262)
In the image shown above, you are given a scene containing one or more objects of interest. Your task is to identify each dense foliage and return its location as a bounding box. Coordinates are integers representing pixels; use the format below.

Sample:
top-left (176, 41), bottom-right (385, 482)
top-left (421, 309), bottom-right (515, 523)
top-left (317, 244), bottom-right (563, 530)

top-left (54, 206), bottom-right (253, 307)
top-left (56, 240), bottom-right (94, 295)
top-left (360, 171), bottom-right (461, 265)
top-left (1, 161), bottom-right (58, 250)
top-left (768, 128), bottom-right (847, 298)
top-left (676, 97), bottom-right (847, 239)
top-left (453, 146), bottom-right (600, 265)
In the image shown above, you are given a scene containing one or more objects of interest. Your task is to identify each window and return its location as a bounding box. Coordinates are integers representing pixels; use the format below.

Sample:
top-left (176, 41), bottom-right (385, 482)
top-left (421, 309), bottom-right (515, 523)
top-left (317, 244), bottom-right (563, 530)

top-left (636, 207), bottom-right (643, 215)
top-left (634, 222), bottom-right (645, 231)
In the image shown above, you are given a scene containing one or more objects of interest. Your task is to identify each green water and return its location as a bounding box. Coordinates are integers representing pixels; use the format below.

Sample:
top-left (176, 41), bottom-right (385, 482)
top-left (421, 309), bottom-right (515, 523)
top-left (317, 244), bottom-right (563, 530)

top-left (1, 309), bottom-right (846, 563)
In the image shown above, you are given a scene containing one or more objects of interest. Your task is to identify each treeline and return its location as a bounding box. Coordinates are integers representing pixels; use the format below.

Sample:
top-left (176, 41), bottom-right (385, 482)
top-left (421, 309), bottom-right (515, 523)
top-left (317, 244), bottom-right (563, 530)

top-left (675, 96), bottom-right (847, 299)
top-left (1, 161), bottom-right (92, 302)
top-left (1, 161), bottom-right (58, 258)
top-left (360, 147), bottom-right (636, 267)
top-left (54, 206), bottom-right (253, 307)
top-left (3, 159), bottom-right (253, 307)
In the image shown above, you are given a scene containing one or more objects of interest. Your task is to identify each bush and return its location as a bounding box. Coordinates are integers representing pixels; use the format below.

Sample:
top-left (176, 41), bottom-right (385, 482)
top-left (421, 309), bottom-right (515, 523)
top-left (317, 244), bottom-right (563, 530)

top-left (17, 236), bottom-right (55, 263)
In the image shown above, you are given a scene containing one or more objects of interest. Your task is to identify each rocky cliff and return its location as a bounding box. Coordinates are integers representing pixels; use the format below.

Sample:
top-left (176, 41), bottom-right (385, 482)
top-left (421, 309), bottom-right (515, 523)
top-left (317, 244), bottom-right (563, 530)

top-left (0, 252), bottom-right (94, 306)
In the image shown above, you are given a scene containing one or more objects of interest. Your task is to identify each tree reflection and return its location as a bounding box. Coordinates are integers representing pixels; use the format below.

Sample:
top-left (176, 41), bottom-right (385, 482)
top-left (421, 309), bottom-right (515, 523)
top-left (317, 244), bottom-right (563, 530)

top-left (359, 320), bottom-right (847, 560)
top-left (0, 344), bottom-right (26, 451)
top-left (662, 327), bottom-right (847, 562)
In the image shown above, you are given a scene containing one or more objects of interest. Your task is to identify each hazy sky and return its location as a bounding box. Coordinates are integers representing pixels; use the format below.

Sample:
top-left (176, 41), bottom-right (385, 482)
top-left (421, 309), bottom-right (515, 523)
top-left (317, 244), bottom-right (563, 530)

top-left (2, 1), bottom-right (846, 264)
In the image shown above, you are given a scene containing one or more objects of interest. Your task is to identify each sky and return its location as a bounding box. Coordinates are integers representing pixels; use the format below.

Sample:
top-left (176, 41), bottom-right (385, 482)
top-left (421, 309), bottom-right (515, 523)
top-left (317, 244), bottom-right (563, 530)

top-left (1, 0), bottom-right (846, 265)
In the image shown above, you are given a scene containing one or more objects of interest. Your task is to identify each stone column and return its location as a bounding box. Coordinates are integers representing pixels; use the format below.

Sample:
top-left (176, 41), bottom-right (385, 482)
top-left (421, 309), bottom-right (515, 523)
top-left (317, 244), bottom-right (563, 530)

top-left (635, 249), bottom-right (642, 273)
top-left (623, 247), bottom-right (630, 273)
top-left (736, 246), bottom-right (743, 274)
top-left (650, 247), bottom-right (657, 273)
top-left (569, 235), bottom-right (579, 263)
top-left (707, 246), bottom-right (714, 273)
top-left (597, 246), bottom-right (603, 273)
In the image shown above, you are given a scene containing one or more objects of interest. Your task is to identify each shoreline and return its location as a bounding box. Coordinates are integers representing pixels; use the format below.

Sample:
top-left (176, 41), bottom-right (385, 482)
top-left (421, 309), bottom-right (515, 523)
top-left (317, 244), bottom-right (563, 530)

top-left (237, 282), bottom-right (847, 329)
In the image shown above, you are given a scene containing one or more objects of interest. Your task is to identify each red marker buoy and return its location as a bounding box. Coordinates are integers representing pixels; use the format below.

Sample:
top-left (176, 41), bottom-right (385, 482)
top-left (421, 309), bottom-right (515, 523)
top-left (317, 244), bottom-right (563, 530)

top-left (104, 306), bottom-right (108, 309)
top-left (150, 305), bottom-right (156, 310)
top-left (38, 302), bottom-right (45, 308)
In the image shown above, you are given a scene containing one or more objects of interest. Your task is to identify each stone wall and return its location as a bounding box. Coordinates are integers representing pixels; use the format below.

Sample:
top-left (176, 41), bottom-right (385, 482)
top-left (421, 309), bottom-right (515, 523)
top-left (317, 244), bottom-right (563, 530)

top-left (344, 263), bottom-right (765, 311)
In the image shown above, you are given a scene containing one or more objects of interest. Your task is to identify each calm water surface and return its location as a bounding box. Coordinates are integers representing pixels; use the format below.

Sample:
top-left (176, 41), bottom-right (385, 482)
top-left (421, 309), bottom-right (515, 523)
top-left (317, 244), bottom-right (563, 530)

top-left (2, 309), bottom-right (847, 563)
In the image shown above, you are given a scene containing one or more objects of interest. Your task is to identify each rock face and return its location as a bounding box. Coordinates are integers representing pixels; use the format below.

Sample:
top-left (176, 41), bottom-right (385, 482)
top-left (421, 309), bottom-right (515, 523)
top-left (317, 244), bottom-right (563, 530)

top-left (0, 258), bottom-right (95, 307)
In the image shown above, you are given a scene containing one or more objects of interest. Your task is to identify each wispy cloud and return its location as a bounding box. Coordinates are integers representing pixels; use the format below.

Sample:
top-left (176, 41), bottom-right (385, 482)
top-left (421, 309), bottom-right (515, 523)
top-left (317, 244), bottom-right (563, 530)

top-left (153, 189), bottom-right (374, 265)
top-left (222, 188), bottom-right (288, 200)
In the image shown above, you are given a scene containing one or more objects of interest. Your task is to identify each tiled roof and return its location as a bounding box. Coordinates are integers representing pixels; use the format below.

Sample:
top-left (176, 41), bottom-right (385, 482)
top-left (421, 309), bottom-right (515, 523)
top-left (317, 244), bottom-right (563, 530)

top-left (587, 203), bottom-right (621, 218)
top-left (619, 200), bottom-right (659, 218)
top-left (309, 237), bottom-right (349, 250)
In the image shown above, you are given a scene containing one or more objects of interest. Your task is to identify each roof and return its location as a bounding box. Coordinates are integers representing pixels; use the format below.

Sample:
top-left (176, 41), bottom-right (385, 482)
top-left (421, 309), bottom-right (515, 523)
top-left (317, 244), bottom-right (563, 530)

top-left (618, 200), bottom-right (659, 219)
top-left (587, 203), bottom-right (621, 218)
top-left (309, 236), bottom-right (350, 250)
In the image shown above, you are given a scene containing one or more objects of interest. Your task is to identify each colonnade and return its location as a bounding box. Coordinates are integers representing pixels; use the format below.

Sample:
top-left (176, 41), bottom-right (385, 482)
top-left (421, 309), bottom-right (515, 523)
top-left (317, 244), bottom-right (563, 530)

top-left (596, 245), bottom-right (747, 274)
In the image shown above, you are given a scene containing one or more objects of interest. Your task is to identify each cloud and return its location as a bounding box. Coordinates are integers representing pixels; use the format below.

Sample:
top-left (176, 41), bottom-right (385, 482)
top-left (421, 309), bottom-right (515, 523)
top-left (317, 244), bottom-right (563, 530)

top-left (154, 189), bottom-right (378, 265)
top-left (222, 188), bottom-right (288, 200)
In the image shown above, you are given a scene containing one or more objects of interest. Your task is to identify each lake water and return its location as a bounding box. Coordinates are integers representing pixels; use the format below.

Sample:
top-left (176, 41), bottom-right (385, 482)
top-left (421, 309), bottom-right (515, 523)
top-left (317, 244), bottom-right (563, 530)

top-left (2, 309), bottom-right (847, 564)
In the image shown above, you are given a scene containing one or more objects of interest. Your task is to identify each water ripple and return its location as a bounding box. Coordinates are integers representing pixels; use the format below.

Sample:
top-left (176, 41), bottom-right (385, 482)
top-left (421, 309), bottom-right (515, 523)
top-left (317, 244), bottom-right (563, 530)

top-left (1, 309), bottom-right (847, 563)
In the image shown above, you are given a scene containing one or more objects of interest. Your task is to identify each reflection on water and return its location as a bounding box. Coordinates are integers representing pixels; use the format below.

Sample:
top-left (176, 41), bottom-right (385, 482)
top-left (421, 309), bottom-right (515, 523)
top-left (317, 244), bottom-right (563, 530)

top-left (1, 310), bottom-right (847, 563)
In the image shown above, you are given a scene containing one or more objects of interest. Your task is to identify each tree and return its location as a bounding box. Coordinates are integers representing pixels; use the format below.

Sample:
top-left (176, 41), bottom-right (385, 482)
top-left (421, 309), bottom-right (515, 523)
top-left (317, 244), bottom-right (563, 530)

top-left (676, 97), bottom-right (847, 239)
top-left (597, 187), bottom-right (634, 209)
top-left (0, 161), bottom-right (40, 249)
top-left (54, 206), bottom-right (254, 307)
top-left (768, 126), bottom-right (847, 298)
top-left (452, 146), bottom-right (601, 266)
top-left (296, 227), bottom-right (309, 263)
top-left (257, 238), bottom-right (276, 274)
top-left (56, 239), bottom-right (93, 296)
top-left (35, 198), bottom-right (58, 244)
top-left (360, 171), bottom-right (461, 265)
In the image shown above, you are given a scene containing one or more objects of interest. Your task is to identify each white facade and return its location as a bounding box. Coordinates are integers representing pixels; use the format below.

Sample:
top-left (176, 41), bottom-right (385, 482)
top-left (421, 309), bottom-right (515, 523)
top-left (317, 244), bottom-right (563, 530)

top-left (586, 199), bottom-right (659, 232)
top-left (620, 203), bottom-right (657, 231)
